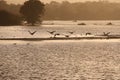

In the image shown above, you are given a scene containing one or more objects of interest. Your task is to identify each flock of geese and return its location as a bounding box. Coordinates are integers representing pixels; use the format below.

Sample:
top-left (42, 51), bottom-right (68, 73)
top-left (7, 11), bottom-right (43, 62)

top-left (28, 30), bottom-right (75, 38)
top-left (28, 30), bottom-right (111, 38)
top-left (10, 31), bottom-right (111, 46)
top-left (47, 31), bottom-right (75, 38)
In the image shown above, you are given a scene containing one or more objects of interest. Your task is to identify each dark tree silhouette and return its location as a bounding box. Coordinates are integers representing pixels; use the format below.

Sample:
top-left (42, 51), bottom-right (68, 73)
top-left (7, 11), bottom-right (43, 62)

top-left (20, 0), bottom-right (45, 26)
top-left (2, 0), bottom-right (120, 20)
top-left (0, 10), bottom-right (21, 26)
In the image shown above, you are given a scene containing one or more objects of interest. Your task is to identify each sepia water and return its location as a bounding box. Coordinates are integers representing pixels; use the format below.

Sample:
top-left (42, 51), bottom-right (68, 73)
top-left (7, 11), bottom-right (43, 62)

top-left (0, 20), bottom-right (120, 80)
top-left (0, 20), bottom-right (120, 38)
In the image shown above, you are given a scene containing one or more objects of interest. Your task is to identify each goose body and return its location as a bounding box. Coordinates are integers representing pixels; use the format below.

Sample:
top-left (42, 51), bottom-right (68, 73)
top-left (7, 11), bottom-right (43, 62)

top-left (103, 32), bottom-right (111, 36)
top-left (68, 31), bottom-right (75, 34)
top-left (53, 33), bottom-right (60, 38)
top-left (47, 31), bottom-right (56, 34)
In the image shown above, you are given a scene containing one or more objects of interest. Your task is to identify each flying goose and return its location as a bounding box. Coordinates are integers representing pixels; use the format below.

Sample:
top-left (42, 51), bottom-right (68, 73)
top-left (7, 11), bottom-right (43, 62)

top-left (53, 33), bottom-right (60, 38)
top-left (86, 32), bottom-right (92, 35)
top-left (28, 30), bottom-right (37, 35)
top-left (47, 31), bottom-right (56, 35)
top-left (68, 31), bottom-right (75, 34)
top-left (103, 32), bottom-right (111, 36)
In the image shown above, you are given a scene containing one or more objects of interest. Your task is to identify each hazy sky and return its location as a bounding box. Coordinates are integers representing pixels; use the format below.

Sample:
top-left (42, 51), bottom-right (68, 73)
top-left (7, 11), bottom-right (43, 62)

top-left (5, 0), bottom-right (120, 4)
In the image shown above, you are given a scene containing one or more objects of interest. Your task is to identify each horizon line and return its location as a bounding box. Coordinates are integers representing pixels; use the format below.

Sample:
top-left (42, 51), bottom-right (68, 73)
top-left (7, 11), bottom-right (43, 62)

top-left (5, 0), bottom-right (120, 4)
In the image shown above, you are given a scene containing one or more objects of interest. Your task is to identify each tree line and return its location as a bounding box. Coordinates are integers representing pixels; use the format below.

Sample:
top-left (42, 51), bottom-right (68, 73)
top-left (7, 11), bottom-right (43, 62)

top-left (0, 0), bottom-right (21, 15)
top-left (0, 0), bottom-right (44, 26)
top-left (0, 0), bottom-right (21, 25)
top-left (44, 1), bottom-right (120, 20)
top-left (1, 0), bottom-right (120, 21)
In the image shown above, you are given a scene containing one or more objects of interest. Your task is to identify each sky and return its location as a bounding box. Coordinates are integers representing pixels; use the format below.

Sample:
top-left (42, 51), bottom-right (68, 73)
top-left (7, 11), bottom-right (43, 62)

top-left (5, 0), bottom-right (120, 4)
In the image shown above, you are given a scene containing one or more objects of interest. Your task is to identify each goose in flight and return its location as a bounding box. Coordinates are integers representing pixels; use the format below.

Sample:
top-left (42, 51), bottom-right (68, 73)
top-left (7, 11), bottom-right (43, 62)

top-left (103, 32), bottom-right (111, 36)
top-left (47, 31), bottom-right (56, 35)
top-left (86, 32), bottom-right (92, 35)
top-left (28, 30), bottom-right (37, 35)
top-left (64, 35), bottom-right (70, 38)
top-left (68, 31), bottom-right (75, 34)
top-left (47, 31), bottom-right (56, 38)
top-left (53, 33), bottom-right (60, 38)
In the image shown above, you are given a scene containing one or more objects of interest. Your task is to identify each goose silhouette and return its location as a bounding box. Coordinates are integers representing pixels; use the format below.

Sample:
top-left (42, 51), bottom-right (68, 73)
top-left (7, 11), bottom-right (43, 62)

top-left (86, 32), bottom-right (92, 35)
top-left (103, 32), bottom-right (111, 36)
top-left (47, 31), bottom-right (56, 38)
top-left (64, 35), bottom-right (70, 38)
top-left (47, 31), bottom-right (56, 35)
top-left (28, 30), bottom-right (37, 35)
top-left (53, 33), bottom-right (60, 38)
top-left (68, 31), bottom-right (75, 34)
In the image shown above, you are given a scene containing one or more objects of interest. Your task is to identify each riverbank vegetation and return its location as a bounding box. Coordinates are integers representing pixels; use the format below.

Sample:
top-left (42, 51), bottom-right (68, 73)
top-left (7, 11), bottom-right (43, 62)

top-left (1, 0), bottom-right (120, 20)
top-left (1, 0), bottom-right (120, 26)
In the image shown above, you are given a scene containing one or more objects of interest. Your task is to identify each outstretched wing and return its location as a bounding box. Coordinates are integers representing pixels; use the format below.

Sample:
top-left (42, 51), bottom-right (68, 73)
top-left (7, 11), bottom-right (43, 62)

top-left (107, 32), bottom-right (111, 35)
top-left (47, 31), bottom-right (56, 34)
top-left (28, 30), bottom-right (37, 35)
top-left (103, 32), bottom-right (111, 36)
top-left (32, 31), bottom-right (37, 35)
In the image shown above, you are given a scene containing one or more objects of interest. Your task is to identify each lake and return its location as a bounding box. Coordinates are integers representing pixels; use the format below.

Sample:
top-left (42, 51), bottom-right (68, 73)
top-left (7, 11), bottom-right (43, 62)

top-left (0, 20), bottom-right (120, 38)
top-left (0, 20), bottom-right (120, 80)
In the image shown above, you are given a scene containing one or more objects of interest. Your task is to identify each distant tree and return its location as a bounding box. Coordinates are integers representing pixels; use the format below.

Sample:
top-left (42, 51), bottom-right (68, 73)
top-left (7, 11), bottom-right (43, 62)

top-left (20, 0), bottom-right (45, 26)
top-left (44, 1), bottom-right (116, 20)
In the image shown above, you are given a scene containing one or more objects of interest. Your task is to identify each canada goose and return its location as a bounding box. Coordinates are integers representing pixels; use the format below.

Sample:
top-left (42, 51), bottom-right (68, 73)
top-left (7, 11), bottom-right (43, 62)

top-left (53, 33), bottom-right (60, 38)
top-left (64, 35), bottom-right (70, 38)
top-left (28, 30), bottom-right (37, 35)
top-left (47, 31), bottom-right (56, 35)
top-left (68, 31), bottom-right (75, 34)
top-left (103, 32), bottom-right (111, 36)
top-left (86, 32), bottom-right (92, 35)
top-left (47, 31), bottom-right (56, 38)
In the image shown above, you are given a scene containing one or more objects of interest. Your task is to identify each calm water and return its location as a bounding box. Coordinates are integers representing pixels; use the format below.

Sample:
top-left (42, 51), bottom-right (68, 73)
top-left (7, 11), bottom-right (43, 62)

top-left (0, 20), bottom-right (120, 38)
top-left (0, 21), bottom-right (120, 80)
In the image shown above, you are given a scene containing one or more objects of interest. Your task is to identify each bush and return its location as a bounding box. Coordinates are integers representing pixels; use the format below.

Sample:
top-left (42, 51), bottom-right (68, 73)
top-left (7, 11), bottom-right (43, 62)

top-left (0, 10), bottom-right (21, 26)
top-left (78, 23), bottom-right (86, 25)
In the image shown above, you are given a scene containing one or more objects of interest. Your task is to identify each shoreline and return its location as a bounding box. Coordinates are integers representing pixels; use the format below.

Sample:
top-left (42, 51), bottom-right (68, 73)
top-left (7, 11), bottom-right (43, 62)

top-left (0, 36), bottom-right (120, 41)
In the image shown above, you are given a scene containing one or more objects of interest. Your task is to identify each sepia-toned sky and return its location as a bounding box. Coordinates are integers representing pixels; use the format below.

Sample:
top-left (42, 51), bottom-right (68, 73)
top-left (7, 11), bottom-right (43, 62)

top-left (5, 0), bottom-right (120, 4)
